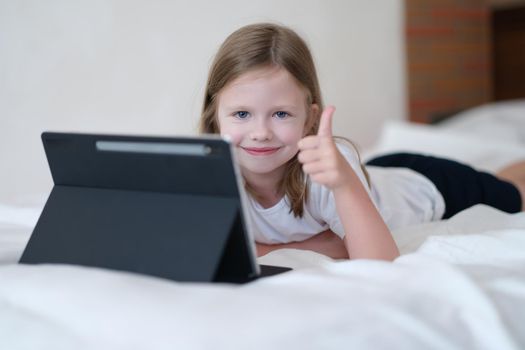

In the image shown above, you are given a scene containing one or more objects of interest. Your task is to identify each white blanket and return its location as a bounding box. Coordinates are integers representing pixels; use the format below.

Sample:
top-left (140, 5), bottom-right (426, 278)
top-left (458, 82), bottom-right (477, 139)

top-left (1, 205), bottom-right (524, 350)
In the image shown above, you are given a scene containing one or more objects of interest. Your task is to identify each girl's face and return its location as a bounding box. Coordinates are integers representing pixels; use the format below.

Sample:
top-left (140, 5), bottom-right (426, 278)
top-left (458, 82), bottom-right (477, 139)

top-left (217, 66), bottom-right (315, 182)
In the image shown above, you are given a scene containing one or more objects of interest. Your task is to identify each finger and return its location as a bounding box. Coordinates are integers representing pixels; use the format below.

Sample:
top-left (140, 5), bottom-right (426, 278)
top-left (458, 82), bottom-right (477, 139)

top-left (297, 149), bottom-right (321, 164)
top-left (317, 106), bottom-right (335, 137)
top-left (302, 161), bottom-right (326, 175)
top-left (297, 135), bottom-right (320, 150)
top-left (310, 172), bottom-right (334, 186)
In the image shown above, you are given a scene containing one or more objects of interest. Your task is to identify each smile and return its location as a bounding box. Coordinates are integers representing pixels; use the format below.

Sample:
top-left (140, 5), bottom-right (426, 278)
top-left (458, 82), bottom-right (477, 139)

top-left (242, 147), bottom-right (281, 156)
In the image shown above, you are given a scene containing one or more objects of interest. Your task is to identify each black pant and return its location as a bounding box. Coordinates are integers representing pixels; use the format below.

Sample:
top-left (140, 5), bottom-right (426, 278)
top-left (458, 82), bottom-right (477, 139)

top-left (366, 153), bottom-right (522, 219)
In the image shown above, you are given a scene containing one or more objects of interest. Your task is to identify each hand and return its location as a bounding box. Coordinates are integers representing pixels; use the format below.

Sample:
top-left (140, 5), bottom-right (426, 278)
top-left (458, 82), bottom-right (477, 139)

top-left (297, 106), bottom-right (353, 189)
top-left (255, 230), bottom-right (349, 259)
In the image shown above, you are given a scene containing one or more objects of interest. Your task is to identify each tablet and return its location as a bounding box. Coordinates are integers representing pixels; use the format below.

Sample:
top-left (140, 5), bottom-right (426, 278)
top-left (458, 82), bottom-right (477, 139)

top-left (19, 132), bottom-right (291, 283)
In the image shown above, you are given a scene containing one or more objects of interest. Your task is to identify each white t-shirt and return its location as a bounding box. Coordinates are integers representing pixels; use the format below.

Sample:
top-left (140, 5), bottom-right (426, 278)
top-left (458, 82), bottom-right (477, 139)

top-left (246, 143), bottom-right (445, 244)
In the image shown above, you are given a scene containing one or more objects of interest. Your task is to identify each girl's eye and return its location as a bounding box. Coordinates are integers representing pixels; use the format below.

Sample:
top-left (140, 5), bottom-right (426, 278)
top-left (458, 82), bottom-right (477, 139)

top-left (274, 111), bottom-right (289, 119)
top-left (234, 111), bottom-right (249, 119)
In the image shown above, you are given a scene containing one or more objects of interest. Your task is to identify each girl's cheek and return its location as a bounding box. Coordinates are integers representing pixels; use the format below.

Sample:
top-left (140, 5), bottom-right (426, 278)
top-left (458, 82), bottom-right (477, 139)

top-left (278, 125), bottom-right (305, 144)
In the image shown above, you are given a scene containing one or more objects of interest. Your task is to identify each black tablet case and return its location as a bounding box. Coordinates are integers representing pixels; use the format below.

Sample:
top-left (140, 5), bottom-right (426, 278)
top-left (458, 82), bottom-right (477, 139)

top-left (19, 132), bottom-right (260, 283)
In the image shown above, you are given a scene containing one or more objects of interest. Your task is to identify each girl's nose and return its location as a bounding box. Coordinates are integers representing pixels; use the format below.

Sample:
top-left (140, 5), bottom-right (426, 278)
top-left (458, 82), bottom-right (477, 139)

top-left (250, 119), bottom-right (273, 141)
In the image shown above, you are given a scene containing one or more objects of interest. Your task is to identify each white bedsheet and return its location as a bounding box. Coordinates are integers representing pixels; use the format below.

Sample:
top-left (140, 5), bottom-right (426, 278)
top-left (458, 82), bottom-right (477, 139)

top-left (0, 205), bottom-right (524, 350)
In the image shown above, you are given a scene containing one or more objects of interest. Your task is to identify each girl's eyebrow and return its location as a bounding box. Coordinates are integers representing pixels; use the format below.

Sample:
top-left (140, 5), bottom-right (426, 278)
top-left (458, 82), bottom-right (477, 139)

top-left (273, 105), bottom-right (299, 110)
top-left (223, 104), bottom-right (299, 111)
top-left (224, 105), bottom-right (251, 110)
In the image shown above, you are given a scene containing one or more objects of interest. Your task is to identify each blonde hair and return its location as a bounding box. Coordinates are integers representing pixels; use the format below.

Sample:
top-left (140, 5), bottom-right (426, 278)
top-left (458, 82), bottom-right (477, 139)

top-left (199, 23), bottom-right (367, 216)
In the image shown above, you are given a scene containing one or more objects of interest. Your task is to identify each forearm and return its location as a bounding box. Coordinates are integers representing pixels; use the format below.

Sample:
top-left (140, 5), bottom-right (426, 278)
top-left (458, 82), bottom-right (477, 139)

top-left (334, 173), bottom-right (400, 261)
top-left (256, 230), bottom-right (349, 259)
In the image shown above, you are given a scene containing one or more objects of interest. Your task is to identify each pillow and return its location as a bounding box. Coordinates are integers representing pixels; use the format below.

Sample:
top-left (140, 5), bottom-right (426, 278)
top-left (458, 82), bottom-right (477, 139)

top-left (365, 121), bottom-right (525, 173)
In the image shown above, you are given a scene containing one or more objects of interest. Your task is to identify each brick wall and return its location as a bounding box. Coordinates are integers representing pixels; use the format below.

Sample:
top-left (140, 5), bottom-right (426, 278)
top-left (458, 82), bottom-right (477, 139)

top-left (406, 0), bottom-right (492, 123)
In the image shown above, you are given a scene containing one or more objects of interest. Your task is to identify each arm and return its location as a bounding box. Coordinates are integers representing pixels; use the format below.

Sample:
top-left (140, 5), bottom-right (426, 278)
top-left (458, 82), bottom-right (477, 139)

top-left (256, 229), bottom-right (349, 259)
top-left (297, 106), bottom-right (400, 261)
top-left (333, 170), bottom-right (399, 260)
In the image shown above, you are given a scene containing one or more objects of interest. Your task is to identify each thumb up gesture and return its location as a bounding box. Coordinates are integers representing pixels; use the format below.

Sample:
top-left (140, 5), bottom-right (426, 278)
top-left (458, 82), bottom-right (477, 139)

top-left (297, 106), bottom-right (353, 189)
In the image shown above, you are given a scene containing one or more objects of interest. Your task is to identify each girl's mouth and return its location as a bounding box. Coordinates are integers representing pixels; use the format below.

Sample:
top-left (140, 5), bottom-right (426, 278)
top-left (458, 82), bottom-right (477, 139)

top-left (242, 147), bottom-right (280, 156)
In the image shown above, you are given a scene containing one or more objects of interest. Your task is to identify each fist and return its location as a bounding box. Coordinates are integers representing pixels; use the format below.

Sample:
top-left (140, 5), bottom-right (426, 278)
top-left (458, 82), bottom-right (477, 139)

top-left (297, 106), bottom-right (353, 189)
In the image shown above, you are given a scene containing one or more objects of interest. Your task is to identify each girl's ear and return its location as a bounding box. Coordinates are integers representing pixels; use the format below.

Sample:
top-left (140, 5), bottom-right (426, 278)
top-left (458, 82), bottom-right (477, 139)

top-left (305, 103), bottom-right (320, 135)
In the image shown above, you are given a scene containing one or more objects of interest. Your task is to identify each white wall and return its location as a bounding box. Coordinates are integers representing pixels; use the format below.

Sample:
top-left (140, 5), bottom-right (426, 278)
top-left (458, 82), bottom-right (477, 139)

top-left (0, 0), bottom-right (406, 202)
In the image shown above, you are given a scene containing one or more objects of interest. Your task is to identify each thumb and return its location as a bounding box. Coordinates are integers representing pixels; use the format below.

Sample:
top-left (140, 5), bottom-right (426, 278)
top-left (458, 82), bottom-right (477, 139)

top-left (317, 106), bottom-right (335, 137)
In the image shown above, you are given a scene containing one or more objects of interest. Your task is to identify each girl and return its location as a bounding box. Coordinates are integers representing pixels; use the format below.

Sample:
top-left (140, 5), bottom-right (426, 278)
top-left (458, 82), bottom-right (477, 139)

top-left (199, 23), bottom-right (525, 261)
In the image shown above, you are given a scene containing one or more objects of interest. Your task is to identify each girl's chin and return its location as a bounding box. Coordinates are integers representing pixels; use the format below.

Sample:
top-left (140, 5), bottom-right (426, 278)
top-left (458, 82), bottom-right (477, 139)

top-left (240, 164), bottom-right (286, 177)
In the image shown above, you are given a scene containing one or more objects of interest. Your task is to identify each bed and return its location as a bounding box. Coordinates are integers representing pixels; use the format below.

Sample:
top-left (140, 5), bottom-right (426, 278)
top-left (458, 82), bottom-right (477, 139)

top-left (1, 100), bottom-right (525, 349)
